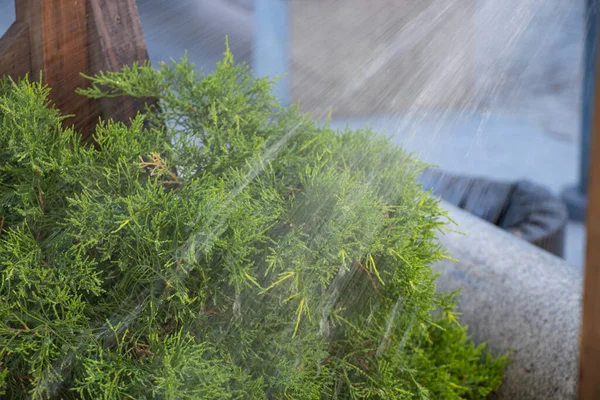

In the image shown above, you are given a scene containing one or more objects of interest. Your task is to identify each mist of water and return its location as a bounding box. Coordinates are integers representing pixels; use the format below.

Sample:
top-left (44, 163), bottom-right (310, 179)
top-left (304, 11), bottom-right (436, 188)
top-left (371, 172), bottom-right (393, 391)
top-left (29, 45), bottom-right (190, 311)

top-left (0, 0), bottom-right (586, 396)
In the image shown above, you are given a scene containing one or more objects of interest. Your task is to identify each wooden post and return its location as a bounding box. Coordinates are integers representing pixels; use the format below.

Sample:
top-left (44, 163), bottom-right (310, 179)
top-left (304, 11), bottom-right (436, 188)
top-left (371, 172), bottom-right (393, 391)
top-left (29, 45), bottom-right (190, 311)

top-left (16, 0), bottom-right (92, 133)
top-left (579, 3), bottom-right (600, 397)
top-left (87, 0), bottom-right (153, 127)
top-left (0, 0), bottom-right (151, 139)
top-left (0, 22), bottom-right (31, 79)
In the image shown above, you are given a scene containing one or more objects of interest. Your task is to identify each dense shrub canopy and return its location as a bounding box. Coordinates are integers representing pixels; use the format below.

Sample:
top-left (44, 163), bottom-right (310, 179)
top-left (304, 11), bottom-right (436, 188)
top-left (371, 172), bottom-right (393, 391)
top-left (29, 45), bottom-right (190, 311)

top-left (0, 46), bottom-right (505, 399)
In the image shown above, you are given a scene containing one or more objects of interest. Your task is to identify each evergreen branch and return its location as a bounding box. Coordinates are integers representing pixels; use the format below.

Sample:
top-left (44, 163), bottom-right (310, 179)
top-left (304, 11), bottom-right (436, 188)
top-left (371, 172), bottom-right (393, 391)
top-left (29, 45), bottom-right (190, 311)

top-left (0, 44), bottom-right (507, 399)
top-left (292, 298), bottom-right (305, 338)
top-left (367, 254), bottom-right (384, 286)
top-left (354, 262), bottom-right (382, 300)
top-left (6, 326), bottom-right (37, 335)
top-left (258, 271), bottom-right (295, 295)
top-left (36, 178), bottom-right (44, 214)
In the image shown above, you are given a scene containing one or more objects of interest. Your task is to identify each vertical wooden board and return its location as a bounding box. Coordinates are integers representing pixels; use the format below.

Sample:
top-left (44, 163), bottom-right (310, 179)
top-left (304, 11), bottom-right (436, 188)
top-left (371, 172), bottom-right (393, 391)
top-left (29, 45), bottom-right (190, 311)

top-left (88, 0), bottom-right (152, 123)
top-left (0, 22), bottom-right (32, 79)
top-left (15, 0), bottom-right (95, 135)
top-left (40, 0), bottom-right (91, 132)
top-left (15, 0), bottom-right (43, 75)
top-left (580, 11), bottom-right (600, 399)
top-left (13, 0), bottom-right (151, 137)
top-left (89, 0), bottom-right (149, 70)
top-left (580, 148), bottom-right (600, 396)
top-left (14, 0), bottom-right (26, 21)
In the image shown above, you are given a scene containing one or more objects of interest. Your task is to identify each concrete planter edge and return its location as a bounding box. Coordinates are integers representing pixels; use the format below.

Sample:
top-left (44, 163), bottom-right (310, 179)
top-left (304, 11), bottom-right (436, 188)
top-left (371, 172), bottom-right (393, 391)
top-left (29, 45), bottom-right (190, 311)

top-left (435, 200), bottom-right (581, 400)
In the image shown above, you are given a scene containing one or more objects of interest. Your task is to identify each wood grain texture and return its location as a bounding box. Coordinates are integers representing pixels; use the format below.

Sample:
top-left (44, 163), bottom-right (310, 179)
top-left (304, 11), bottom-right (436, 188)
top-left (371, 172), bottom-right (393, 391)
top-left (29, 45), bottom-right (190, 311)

top-left (579, 9), bottom-right (600, 399)
top-left (9, 0), bottom-right (151, 138)
top-left (88, 0), bottom-right (152, 124)
top-left (0, 22), bottom-right (32, 79)
top-left (41, 0), bottom-right (91, 131)
top-left (14, 0), bottom-right (93, 135)
top-left (14, 0), bottom-right (42, 74)
top-left (89, 0), bottom-right (149, 71)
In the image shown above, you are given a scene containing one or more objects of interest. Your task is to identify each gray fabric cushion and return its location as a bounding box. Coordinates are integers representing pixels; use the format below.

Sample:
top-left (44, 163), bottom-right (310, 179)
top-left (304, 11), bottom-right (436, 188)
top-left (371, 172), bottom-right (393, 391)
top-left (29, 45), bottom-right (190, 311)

top-left (418, 169), bottom-right (568, 257)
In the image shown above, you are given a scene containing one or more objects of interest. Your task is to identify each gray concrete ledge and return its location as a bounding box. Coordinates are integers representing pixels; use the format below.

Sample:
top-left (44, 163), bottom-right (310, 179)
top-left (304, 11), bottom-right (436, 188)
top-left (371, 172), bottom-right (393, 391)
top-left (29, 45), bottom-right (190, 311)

top-left (435, 200), bottom-right (582, 399)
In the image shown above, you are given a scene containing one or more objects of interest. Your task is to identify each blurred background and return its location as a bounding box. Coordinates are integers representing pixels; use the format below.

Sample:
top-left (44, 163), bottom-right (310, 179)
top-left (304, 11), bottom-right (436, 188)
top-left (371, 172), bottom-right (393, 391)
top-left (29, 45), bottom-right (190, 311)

top-left (0, 0), bottom-right (587, 266)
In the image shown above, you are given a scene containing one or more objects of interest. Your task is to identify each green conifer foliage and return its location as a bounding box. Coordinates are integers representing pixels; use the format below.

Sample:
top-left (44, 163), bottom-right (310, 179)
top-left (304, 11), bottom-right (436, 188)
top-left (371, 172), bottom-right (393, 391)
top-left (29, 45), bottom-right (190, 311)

top-left (0, 46), bottom-right (506, 399)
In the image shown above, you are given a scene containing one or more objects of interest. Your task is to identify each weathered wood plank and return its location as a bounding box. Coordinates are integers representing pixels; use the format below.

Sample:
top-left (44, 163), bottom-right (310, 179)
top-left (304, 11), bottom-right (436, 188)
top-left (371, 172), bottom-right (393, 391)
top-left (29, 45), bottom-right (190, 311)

top-left (14, 0), bottom-right (42, 73)
top-left (579, 6), bottom-right (600, 398)
top-left (0, 22), bottom-right (31, 79)
top-left (88, 0), bottom-right (152, 124)
top-left (41, 0), bottom-right (91, 131)
top-left (14, 0), bottom-right (94, 135)
top-left (6, 0), bottom-right (150, 138)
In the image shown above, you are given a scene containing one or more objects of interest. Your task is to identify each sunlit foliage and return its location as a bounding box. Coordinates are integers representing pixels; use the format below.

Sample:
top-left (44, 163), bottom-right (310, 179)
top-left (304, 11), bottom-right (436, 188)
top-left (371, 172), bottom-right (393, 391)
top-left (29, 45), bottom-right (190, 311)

top-left (0, 44), bottom-right (506, 399)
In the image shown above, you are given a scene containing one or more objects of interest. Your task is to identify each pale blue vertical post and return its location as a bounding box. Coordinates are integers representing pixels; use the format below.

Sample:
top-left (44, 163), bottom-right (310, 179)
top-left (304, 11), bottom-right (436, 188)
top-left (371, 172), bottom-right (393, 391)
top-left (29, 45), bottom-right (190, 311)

top-left (253, 0), bottom-right (290, 106)
top-left (561, 0), bottom-right (598, 221)
top-left (580, 0), bottom-right (599, 197)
